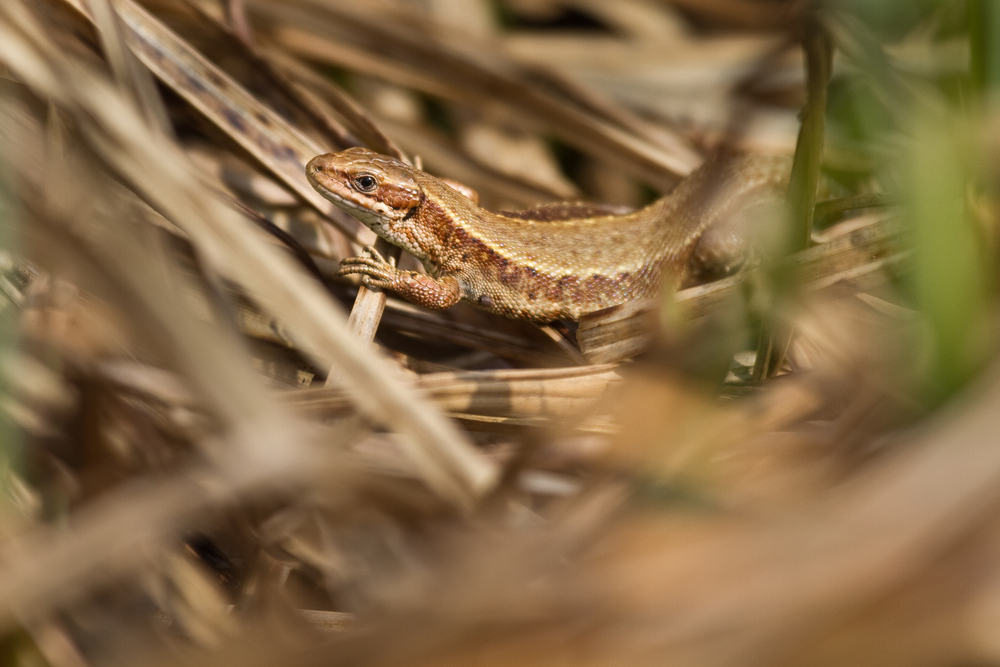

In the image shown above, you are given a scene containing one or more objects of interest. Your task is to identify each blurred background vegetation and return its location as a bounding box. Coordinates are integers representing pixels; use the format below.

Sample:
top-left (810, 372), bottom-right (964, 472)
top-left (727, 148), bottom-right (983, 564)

top-left (0, 1), bottom-right (998, 666)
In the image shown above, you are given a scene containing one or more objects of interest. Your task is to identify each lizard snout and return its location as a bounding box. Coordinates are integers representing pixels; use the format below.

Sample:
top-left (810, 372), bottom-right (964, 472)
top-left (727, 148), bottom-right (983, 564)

top-left (306, 154), bottom-right (334, 178)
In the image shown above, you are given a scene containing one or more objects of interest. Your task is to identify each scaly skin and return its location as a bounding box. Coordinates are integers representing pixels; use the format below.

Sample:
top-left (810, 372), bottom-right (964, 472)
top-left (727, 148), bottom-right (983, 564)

top-left (306, 148), bottom-right (790, 321)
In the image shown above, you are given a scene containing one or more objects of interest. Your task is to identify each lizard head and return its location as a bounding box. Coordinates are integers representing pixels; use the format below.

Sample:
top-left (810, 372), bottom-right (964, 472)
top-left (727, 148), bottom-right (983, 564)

top-left (306, 148), bottom-right (423, 241)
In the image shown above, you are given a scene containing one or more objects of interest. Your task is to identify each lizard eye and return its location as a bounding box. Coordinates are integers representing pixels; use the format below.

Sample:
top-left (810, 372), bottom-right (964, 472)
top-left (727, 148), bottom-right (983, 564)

top-left (353, 174), bottom-right (378, 193)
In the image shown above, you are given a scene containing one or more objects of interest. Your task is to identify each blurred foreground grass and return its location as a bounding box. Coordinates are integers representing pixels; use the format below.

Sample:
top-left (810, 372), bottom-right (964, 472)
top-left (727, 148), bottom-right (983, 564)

top-left (0, 1), bottom-right (998, 667)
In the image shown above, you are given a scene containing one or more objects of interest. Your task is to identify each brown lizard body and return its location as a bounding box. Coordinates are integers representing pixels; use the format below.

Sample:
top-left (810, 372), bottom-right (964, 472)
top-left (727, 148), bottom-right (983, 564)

top-left (306, 148), bottom-right (790, 321)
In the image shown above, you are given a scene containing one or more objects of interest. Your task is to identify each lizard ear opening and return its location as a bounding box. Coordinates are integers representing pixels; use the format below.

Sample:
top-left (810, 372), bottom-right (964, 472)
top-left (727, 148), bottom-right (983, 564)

top-left (440, 178), bottom-right (480, 206)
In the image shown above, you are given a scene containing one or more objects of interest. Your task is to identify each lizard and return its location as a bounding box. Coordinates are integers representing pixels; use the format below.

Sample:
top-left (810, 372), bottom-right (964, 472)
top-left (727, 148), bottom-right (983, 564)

top-left (306, 147), bottom-right (791, 322)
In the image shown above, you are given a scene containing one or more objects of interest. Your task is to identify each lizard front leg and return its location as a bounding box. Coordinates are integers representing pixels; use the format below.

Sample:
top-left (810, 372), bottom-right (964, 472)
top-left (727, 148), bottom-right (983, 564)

top-left (336, 245), bottom-right (462, 310)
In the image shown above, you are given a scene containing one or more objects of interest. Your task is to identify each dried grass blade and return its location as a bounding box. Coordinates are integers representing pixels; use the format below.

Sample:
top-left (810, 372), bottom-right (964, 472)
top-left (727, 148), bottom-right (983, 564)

top-left (266, 47), bottom-right (405, 160)
top-left (58, 0), bottom-right (369, 244)
top-left (259, 0), bottom-right (699, 188)
top-left (175, 0), bottom-right (404, 161)
top-left (87, 0), bottom-right (172, 135)
top-left (292, 365), bottom-right (623, 419)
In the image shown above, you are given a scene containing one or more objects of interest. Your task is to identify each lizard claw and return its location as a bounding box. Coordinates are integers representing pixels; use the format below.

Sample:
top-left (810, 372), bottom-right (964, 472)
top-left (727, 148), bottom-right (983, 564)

top-left (360, 244), bottom-right (394, 267)
top-left (360, 275), bottom-right (394, 289)
top-left (338, 256), bottom-right (388, 269)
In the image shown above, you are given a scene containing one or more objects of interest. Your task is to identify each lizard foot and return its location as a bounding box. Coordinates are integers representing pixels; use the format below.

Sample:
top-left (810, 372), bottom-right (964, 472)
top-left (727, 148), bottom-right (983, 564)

top-left (336, 245), bottom-right (402, 290)
top-left (336, 246), bottom-right (462, 310)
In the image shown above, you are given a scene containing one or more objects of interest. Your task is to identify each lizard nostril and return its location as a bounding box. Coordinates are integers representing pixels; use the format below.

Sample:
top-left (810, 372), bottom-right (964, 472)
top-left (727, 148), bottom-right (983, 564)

top-left (307, 159), bottom-right (325, 175)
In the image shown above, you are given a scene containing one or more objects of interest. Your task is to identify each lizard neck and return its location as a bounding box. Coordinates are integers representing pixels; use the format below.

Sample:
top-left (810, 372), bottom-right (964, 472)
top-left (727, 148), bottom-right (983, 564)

top-left (408, 176), bottom-right (487, 272)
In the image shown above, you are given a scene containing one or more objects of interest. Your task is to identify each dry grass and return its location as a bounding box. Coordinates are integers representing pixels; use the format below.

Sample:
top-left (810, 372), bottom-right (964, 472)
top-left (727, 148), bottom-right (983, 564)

top-left (0, 1), bottom-right (995, 666)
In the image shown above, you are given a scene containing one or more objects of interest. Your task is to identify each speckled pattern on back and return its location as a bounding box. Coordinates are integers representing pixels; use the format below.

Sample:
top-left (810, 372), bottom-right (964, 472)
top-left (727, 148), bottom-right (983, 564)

top-left (307, 148), bottom-right (791, 321)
